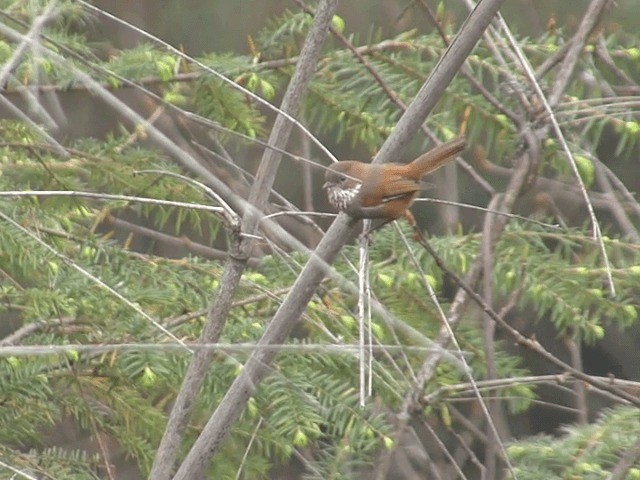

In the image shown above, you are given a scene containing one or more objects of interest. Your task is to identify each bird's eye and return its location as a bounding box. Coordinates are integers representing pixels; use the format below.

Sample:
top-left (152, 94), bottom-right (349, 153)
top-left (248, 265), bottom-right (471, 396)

top-left (339, 176), bottom-right (347, 183)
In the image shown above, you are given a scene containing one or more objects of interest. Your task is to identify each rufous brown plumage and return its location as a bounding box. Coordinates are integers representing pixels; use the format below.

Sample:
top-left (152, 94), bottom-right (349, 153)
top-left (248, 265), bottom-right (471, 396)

top-left (323, 137), bottom-right (466, 224)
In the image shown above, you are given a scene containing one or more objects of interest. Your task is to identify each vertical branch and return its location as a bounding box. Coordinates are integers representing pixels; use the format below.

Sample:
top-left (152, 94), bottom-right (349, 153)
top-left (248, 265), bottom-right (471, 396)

top-left (481, 195), bottom-right (500, 479)
top-left (169, 2), bottom-right (340, 478)
top-left (564, 330), bottom-right (588, 425)
top-left (546, 0), bottom-right (615, 107)
top-left (150, 2), bottom-right (340, 478)
top-left (358, 221), bottom-right (372, 406)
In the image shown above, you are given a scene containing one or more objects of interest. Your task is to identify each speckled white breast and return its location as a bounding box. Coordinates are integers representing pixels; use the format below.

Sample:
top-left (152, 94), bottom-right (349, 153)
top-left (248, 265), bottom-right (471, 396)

top-left (327, 184), bottom-right (361, 211)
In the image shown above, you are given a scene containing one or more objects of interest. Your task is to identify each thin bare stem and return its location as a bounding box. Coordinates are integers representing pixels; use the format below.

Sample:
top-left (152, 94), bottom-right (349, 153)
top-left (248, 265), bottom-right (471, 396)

top-left (422, 418), bottom-right (469, 480)
top-left (425, 374), bottom-right (640, 404)
top-left (495, 5), bottom-right (616, 295)
top-left (234, 417), bottom-right (263, 480)
top-left (0, 317), bottom-right (75, 347)
top-left (0, 190), bottom-right (227, 216)
top-left (358, 221), bottom-right (372, 406)
top-left (416, 198), bottom-right (560, 229)
top-left (0, 460), bottom-right (39, 480)
top-left (134, 169), bottom-right (238, 225)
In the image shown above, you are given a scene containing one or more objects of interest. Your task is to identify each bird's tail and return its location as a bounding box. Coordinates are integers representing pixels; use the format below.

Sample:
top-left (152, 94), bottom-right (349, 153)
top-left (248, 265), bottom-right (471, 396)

top-left (405, 136), bottom-right (466, 180)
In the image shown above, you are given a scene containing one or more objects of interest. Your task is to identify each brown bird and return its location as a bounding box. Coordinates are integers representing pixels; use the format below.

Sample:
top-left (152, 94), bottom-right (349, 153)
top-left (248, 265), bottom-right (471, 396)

top-left (323, 137), bottom-right (466, 229)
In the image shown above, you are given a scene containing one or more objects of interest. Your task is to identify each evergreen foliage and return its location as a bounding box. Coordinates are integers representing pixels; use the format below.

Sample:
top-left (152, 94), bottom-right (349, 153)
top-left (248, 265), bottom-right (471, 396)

top-left (508, 406), bottom-right (640, 480)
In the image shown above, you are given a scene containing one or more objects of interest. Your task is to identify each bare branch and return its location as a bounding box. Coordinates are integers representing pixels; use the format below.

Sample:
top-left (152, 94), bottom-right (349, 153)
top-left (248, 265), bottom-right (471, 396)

top-left (172, 2), bottom-right (506, 478)
top-left (609, 437), bottom-right (640, 480)
top-left (167, 2), bottom-right (340, 478)
top-left (563, 331), bottom-right (588, 425)
top-left (546, 0), bottom-right (615, 107)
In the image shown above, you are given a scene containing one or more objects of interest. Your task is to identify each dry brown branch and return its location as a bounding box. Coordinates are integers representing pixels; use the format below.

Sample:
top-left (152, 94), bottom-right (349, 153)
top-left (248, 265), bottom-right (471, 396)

top-left (166, 2), bottom-right (340, 477)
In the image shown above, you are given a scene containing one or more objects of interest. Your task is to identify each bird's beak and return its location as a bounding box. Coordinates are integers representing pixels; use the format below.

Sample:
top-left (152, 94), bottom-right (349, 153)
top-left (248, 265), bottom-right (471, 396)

top-left (322, 181), bottom-right (331, 189)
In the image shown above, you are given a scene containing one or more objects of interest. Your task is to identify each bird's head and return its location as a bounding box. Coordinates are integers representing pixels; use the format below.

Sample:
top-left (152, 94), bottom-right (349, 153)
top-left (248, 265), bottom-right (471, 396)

top-left (323, 161), bottom-right (364, 211)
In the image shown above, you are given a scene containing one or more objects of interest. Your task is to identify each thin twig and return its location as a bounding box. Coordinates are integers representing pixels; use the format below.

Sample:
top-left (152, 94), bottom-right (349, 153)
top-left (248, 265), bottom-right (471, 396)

top-left (73, 371), bottom-right (117, 480)
top-left (594, 34), bottom-right (637, 87)
top-left (593, 159), bottom-right (640, 241)
top-left (234, 417), bottom-right (264, 480)
top-left (414, 234), bottom-right (640, 407)
top-left (134, 169), bottom-right (238, 225)
top-left (450, 427), bottom-right (487, 479)
top-left (424, 374), bottom-right (640, 403)
top-left (0, 190), bottom-right (228, 216)
top-left (421, 418), bottom-right (469, 480)
top-left (495, 5), bottom-right (617, 296)
top-left (0, 459), bottom-right (39, 480)
top-left (0, 317), bottom-right (75, 346)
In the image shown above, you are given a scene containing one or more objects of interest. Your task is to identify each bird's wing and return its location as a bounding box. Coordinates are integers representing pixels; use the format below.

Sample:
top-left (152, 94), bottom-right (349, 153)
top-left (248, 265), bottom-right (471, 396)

top-left (360, 171), bottom-right (419, 207)
top-left (380, 172), bottom-right (420, 199)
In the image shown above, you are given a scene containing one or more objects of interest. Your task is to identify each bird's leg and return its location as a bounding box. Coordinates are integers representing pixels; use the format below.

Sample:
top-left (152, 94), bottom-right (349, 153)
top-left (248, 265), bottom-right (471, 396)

top-left (404, 210), bottom-right (426, 242)
top-left (361, 217), bottom-right (394, 238)
top-left (357, 210), bottom-right (422, 239)
top-left (358, 219), bottom-right (374, 245)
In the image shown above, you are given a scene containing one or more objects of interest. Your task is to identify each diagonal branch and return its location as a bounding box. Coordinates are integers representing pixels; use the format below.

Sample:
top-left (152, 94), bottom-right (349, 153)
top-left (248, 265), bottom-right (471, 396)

top-left (159, 2), bottom-right (340, 478)
top-left (609, 437), bottom-right (640, 480)
top-left (546, 0), bottom-right (615, 107)
top-left (415, 234), bottom-right (640, 407)
top-left (171, 1), bottom-right (507, 479)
